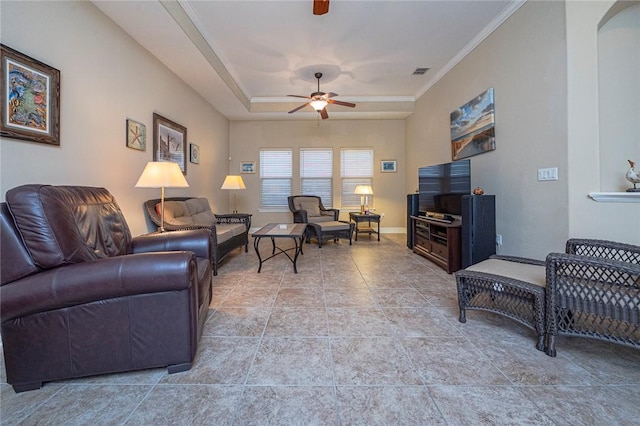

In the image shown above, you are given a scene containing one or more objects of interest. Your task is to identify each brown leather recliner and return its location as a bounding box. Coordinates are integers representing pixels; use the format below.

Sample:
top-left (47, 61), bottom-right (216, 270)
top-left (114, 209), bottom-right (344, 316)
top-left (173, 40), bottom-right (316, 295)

top-left (0, 185), bottom-right (212, 393)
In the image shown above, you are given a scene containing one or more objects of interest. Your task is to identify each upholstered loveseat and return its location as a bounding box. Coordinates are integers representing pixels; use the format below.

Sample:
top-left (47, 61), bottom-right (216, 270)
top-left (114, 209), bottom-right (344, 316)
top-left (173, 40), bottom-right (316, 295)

top-left (144, 197), bottom-right (251, 275)
top-left (1, 185), bottom-right (212, 392)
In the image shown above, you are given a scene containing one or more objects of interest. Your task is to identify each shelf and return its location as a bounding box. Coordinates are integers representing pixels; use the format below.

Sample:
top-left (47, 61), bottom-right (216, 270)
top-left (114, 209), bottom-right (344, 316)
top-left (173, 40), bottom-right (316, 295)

top-left (588, 192), bottom-right (640, 203)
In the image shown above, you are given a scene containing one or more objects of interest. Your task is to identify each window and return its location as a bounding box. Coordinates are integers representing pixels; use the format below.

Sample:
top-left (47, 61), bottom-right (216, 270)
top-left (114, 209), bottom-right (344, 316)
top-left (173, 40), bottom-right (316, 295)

top-left (260, 149), bottom-right (292, 209)
top-left (341, 148), bottom-right (373, 208)
top-left (300, 148), bottom-right (333, 207)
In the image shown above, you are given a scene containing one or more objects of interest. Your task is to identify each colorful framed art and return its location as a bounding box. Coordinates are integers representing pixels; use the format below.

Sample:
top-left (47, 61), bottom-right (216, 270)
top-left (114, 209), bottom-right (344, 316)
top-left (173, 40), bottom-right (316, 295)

top-left (1, 44), bottom-right (61, 146)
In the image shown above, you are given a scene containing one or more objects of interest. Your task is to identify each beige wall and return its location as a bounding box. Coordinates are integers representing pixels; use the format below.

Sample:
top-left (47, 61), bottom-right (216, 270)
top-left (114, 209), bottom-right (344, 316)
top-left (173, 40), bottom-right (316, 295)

top-left (229, 120), bottom-right (406, 230)
top-left (407, 0), bottom-right (570, 259)
top-left (566, 0), bottom-right (640, 242)
top-left (0, 1), bottom-right (230, 236)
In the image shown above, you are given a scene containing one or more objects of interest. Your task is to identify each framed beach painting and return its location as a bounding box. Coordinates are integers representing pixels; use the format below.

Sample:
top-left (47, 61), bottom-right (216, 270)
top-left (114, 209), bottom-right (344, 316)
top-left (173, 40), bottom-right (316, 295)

top-left (450, 88), bottom-right (495, 160)
top-left (1, 44), bottom-right (61, 146)
top-left (240, 161), bottom-right (255, 174)
top-left (153, 113), bottom-right (187, 174)
top-left (381, 160), bottom-right (397, 173)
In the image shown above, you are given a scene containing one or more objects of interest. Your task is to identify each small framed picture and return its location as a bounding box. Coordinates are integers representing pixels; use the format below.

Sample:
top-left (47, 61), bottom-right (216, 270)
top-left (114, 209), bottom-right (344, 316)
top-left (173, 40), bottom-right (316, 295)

top-left (190, 143), bottom-right (200, 164)
top-left (240, 161), bottom-right (255, 174)
top-left (126, 119), bottom-right (146, 151)
top-left (381, 160), bottom-right (397, 173)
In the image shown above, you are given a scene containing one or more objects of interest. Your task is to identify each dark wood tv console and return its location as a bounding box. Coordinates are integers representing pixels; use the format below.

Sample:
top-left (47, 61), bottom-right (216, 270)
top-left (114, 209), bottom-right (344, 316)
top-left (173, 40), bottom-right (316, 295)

top-left (411, 215), bottom-right (461, 274)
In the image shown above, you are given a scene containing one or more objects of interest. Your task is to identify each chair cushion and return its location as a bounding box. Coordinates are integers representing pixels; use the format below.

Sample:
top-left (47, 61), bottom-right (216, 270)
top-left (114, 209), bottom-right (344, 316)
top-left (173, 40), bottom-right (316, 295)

top-left (308, 215), bottom-right (335, 223)
top-left (6, 185), bottom-right (132, 269)
top-left (298, 200), bottom-right (321, 217)
top-left (466, 258), bottom-right (546, 288)
top-left (316, 221), bottom-right (351, 231)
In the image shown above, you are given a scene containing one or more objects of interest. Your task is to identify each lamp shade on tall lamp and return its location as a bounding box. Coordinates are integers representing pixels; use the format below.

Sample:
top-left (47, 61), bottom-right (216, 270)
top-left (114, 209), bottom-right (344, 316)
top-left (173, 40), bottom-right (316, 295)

top-left (354, 185), bottom-right (373, 214)
top-left (135, 161), bottom-right (189, 231)
top-left (221, 175), bottom-right (246, 213)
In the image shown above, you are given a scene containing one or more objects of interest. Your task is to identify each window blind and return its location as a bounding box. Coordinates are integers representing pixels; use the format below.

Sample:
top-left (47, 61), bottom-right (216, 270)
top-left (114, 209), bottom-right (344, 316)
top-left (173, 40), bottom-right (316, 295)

top-left (260, 149), bottom-right (292, 208)
top-left (300, 148), bottom-right (333, 207)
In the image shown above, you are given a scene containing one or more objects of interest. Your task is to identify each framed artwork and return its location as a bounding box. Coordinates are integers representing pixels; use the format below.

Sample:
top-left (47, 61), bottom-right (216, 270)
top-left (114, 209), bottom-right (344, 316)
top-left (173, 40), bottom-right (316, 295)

top-left (450, 87), bottom-right (495, 160)
top-left (153, 113), bottom-right (187, 174)
top-left (190, 143), bottom-right (200, 164)
top-left (381, 160), bottom-right (397, 173)
top-left (126, 119), bottom-right (146, 151)
top-left (240, 161), bottom-right (255, 174)
top-left (0, 44), bottom-right (61, 146)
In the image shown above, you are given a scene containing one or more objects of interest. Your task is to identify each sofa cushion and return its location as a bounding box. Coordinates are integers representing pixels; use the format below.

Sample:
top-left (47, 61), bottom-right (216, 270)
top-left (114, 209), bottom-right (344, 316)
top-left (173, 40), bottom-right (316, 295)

top-left (216, 223), bottom-right (246, 244)
top-left (160, 201), bottom-right (195, 226)
top-left (6, 185), bottom-right (132, 269)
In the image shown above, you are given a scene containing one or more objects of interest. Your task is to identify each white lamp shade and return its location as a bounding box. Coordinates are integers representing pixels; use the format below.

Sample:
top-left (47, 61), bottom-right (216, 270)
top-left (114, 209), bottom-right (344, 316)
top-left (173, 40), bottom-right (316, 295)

top-left (354, 185), bottom-right (373, 195)
top-left (221, 175), bottom-right (246, 190)
top-left (135, 161), bottom-right (189, 188)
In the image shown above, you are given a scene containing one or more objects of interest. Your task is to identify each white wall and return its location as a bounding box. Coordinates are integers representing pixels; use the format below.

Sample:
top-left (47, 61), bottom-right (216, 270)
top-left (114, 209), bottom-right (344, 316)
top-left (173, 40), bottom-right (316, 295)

top-left (229, 119), bottom-right (406, 230)
top-left (0, 1), bottom-right (230, 236)
top-left (406, 0), bottom-right (570, 259)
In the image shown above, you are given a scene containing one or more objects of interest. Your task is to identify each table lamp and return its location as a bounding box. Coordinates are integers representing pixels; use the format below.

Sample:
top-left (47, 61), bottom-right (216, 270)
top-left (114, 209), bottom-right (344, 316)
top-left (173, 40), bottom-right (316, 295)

top-left (135, 161), bottom-right (189, 231)
top-left (221, 175), bottom-right (246, 213)
top-left (354, 185), bottom-right (373, 214)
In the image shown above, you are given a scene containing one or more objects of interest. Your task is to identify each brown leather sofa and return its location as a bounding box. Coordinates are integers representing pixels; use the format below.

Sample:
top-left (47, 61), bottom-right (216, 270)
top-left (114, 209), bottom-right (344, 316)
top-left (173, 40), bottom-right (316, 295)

top-left (0, 185), bottom-right (212, 392)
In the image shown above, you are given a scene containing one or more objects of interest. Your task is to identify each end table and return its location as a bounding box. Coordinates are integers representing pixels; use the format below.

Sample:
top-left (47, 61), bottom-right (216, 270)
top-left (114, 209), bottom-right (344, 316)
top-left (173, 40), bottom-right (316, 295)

top-left (349, 212), bottom-right (381, 241)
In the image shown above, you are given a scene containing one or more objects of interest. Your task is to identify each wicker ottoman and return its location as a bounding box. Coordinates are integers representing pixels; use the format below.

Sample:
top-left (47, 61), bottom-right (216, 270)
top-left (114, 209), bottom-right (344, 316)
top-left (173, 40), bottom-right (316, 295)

top-left (455, 255), bottom-right (547, 352)
top-left (307, 221), bottom-right (354, 248)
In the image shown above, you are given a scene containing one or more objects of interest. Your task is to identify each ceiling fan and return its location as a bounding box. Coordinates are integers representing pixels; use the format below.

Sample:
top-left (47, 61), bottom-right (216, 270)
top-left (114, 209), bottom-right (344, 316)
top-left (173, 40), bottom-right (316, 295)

top-left (288, 72), bottom-right (356, 119)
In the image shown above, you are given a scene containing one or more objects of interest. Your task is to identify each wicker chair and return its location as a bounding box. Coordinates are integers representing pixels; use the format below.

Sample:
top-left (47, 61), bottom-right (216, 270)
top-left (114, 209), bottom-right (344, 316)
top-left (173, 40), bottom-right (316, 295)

top-left (545, 239), bottom-right (640, 357)
top-left (288, 195), bottom-right (340, 244)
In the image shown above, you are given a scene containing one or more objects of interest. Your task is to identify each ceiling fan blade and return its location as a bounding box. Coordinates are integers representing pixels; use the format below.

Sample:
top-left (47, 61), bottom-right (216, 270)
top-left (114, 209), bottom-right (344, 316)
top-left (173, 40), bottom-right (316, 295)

top-left (289, 103), bottom-right (310, 114)
top-left (326, 92), bottom-right (339, 98)
top-left (287, 94), bottom-right (311, 99)
top-left (313, 0), bottom-right (329, 15)
top-left (320, 108), bottom-right (329, 119)
top-left (328, 99), bottom-right (356, 108)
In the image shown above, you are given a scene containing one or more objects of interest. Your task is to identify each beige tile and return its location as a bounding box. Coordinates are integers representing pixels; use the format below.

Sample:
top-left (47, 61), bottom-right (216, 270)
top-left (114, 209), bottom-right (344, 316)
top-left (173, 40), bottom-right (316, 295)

top-left (264, 307), bottom-right (329, 336)
top-left (220, 286), bottom-right (277, 307)
top-left (161, 337), bottom-right (259, 385)
top-left (15, 384), bottom-right (152, 425)
top-left (203, 307), bottom-right (271, 337)
top-left (274, 287), bottom-right (326, 307)
top-left (331, 337), bottom-right (423, 385)
top-left (522, 385), bottom-right (640, 424)
top-left (370, 288), bottom-right (430, 307)
top-left (0, 383), bottom-right (65, 424)
top-left (327, 307), bottom-right (394, 337)
top-left (126, 384), bottom-right (243, 425)
top-left (325, 287), bottom-right (375, 307)
top-left (235, 386), bottom-right (337, 425)
top-left (429, 385), bottom-right (555, 425)
top-left (247, 337), bottom-right (333, 385)
top-left (402, 337), bottom-right (511, 385)
top-left (383, 307), bottom-right (462, 337)
top-left (336, 386), bottom-right (446, 425)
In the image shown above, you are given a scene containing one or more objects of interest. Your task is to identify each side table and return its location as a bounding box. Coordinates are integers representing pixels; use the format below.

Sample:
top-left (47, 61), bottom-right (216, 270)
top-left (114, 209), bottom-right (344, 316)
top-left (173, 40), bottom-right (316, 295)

top-left (349, 212), bottom-right (381, 241)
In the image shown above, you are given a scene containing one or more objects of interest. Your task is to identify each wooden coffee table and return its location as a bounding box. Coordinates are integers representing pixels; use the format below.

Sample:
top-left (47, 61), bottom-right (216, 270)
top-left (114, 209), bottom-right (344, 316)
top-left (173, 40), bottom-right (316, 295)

top-left (252, 223), bottom-right (307, 273)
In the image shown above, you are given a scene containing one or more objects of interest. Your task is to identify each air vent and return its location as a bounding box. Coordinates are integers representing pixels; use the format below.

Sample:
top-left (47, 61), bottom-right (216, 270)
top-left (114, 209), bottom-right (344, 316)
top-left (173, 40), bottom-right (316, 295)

top-left (412, 68), bottom-right (430, 75)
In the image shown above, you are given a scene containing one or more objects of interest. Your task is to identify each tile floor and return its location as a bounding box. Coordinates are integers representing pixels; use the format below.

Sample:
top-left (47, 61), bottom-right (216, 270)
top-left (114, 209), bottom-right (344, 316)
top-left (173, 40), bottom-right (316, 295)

top-left (2, 234), bottom-right (640, 425)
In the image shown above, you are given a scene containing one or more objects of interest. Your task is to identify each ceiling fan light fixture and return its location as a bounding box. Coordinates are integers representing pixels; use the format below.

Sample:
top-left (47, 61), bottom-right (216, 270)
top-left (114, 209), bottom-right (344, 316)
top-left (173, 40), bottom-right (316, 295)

top-left (310, 99), bottom-right (328, 111)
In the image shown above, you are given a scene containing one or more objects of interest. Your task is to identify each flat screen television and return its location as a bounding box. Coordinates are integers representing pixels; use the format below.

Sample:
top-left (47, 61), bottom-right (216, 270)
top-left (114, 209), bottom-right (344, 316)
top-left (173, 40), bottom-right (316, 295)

top-left (418, 159), bottom-right (470, 216)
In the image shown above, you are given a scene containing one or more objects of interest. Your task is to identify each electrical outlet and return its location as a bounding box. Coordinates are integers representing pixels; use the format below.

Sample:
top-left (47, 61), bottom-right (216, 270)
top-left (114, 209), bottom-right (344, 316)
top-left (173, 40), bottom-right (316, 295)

top-left (380, 212), bottom-right (385, 220)
top-left (496, 234), bottom-right (502, 246)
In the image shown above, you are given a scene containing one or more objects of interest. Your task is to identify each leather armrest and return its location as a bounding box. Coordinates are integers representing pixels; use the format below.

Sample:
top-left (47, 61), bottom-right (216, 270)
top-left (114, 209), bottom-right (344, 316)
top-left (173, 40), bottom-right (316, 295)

top-left (1, 252), bottom-right (197, 321)
top-left (132, 229), bottom-right (211, 260)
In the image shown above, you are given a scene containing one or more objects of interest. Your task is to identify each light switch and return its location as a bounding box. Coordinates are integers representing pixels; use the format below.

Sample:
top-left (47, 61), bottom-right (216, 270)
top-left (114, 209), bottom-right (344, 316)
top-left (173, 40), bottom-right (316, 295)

top-left (537, 167), bottom-right (558, 181)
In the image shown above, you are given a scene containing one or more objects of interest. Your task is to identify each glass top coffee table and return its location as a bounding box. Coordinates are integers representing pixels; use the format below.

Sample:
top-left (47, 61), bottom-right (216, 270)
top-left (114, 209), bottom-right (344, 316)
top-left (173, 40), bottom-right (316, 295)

top-left (252, 223), bottom-right (307, 273)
